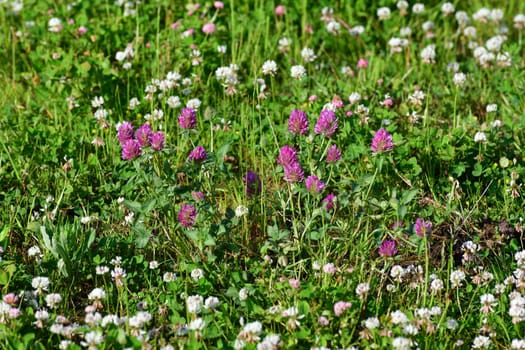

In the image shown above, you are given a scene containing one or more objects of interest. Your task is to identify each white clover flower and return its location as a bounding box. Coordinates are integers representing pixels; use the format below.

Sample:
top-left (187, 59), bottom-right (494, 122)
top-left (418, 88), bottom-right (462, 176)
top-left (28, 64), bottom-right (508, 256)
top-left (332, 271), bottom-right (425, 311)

top-left (186, 295), bottom-right (204, 314)
top-left (473, 8), bottom-right (491, 23)
top-left (349, 25), bottom-right (365, 36)
top-left (463, 26), bottom-right (477, 38)
top-left (446, 318), bottom-right (459, 329)
top-left (512, 339), bottom-right (525, 349)
top-left (392, 336), bottom-right (413, 350)
top-left (422, 21), bottom-right (434, 32)
top-left (290, 65), bottom-right (306, 79)
top-left (48, 18), bottom-right (62, 32)
top-left (45, 293), bottom-right (62, 309)
top-left (32, 277), bottom-right (50, 294)
top-left (128, 97), bottom-right (140, 109)
top-left (430, 278), bottom-right (444, 292)
top-left (261, 60), bottom-right (277, 76)
top-left (163, 272), bottom-right (177, 282)
top-left (239, 288), bottom-right (249, 301)
top-left (326, 20), bottom-right (340, 35)
top-left (187, 98), bottom-right (202, 110)
top-left (364, 317), bottom-right (380, 329)
top-left (204, 296), bottom-right (220, 309)
top-left (301, 47), bottom-right (317, 63)
top-left (514, 14), bottom-right (525, 29)
top-left (81, 331), bottom-right (104, 348)
top-left (472, 335), bottom-right (491, 349)
top-left (377, 7), bottom-right (391, 20)
top-left (191, 268), bottom-right (204, 281)
top-left (128, 311), bottom-right (152, 328)
top-left (486, 36), bottom-right (504, 52)
top-left (235, 205), bottom-right (249, 217)
top-left (491, 9), bottom-right (504, 23)
top-left (167, 96), bottom-right (181, 108)
top-left (149, 260), bottom-right (159, 270)
top-left (400, 27), bottom-right (411, 36)
top-left (441, 2), bottom-right (455, 16)
top-left (91, 96), bottom-right (104, 108)
top-left (96, 265), bottom-right (109, 275)
top-left (217, 45), bottom-right (227, 54)
top-left (189, 317), bottom-right (206, 331)
top-left (390, 310), bottom-right (409, 325)
top-left (88, 288), bottom-right (106, 300)
top-left (278, 37), bottom-right (292, 52)
top-left (450, 269), bottom-right (466, 288)
top-left (421, 44), bottom-right (436, 63)
top-left (28, 246), bottom-right (42, 258)
top-left (480, 293), bottom-right (497, 313)
top-left (402, 324), bottom-right (418, 336)
top-left (497, 52), bottom-right (512, 67)
top-left (453, 72), bottom-right (466, 87)
top-left (34, 309), bottom-right (49, 321)
top-left (258, 334), bottom-right (282, 350)
top-left (474, 131), bottom-right (487, 143)
top-left (355, 282), bottom-right (370, 299)
top-left (456, 11), bottom-right (470, 26)
top-left (396, 1), bottom-right (408, 11)
top-left (390, 265), bottom-right (405, 282)
top-left (348, 92), bottom-right (362, 105)
top-left (412, 3), bottom-right (424, 14)
top-left (238, 321), bottom-right (263, 343)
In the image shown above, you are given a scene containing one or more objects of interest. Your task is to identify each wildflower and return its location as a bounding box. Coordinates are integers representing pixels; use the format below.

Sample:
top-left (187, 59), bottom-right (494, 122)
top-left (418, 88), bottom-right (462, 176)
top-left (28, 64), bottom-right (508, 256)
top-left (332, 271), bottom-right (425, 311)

top-left (326, 20), bottom-right (340, 35)
top-left (377, 7), bottom-right (391, 20)
top-left (290, 65), bottom-right (306, 79)
top-left (163, 272), bottom-right (176, 282)
top-left (392, 337), bottom-right (413, 350)
top-left (288, 109), bottom-right (309, 135)
top-left (390, 310), bottom-right (409, 325)
top-left (28, 246), bottom-right (42, 259)
top-left (188, 146), bottom-right (207, 162)
top-left (305, 175), bottom-right (325, 194)
top-left (202, 23), bottom-right (215, 34)
top-left (355, 282), bottom-right (370, 299)
top-left (32, 277), bottom-right (50, 294)
top-left (277, 146), bottom-right (298, 167)
top-left (278, 37), bottom-right (292, 53)
top-left (421, 45), bottom-right (436, 63)
top-left (472, 335), bottom-right (491, 349)
top-left (150, 132), bottom-right (165, 151)
top-left (204, 296), bottom-right (220, 309)
top-left (235, 205), bottom-right (249, 217)
top-left (48, 18), bottom-right (62, 32)
top-left (288, 278), bottom-right (300, 289)
top-left (450, 269), bottom-right (466, 288)
top-left (81, 331), bottom-right (104, 348)
top-left (135, 124), bottom-right (152, 147)
top-left (314, 110), bottom-right (338, 137)
top-left (453, 72), bottom-right (466, 87)
top-left (178, 204), bottom-right (197, 228)
top-left (178, 107), bottom-right (197, 129)
top-left (167, 96), bottom-right (181, 108)
top-left (187, 98), bottom-right (202, 110)
top-left (244, 171), bottom-right (261, 196)
top-left (412, 3), bottom-right (424, 14)
top-left (238, 321), bottom-right (262, 343)
top-left (301, 47), bottom-right (317, 63)
top-left (514, 14), bottom-right (525, 29)
top-left (441, 2), bottom-right (455, 16)
top-left (486, 104), bottom-right (498, 113)
top-left (186, 295), bottom-right (204, 314)
top-left (430, 278), bottom-right (444, 292)
top-left (334, 301), bottom-right (352, 316)
top-left (474, 131), bottom-right (487, 143)
top-left (371, 128), bottom-right (394, 153)
top-left (214, 1), bottom-right (224, 9)
top-left (45, 293), bottom-right (62, 309)
top-left (111, 267), bottom-right (126, 287)
top-left (322, 193), bottom-right (336, 211)
top-left (121, 139), bottom-right (141, 160)
top-left (364, 317), bottom-right (380, 329)
top-left (348, 92), bottom-right (362, 105)
top-left (274, 5), bottom-right (286, 16)
top-left (283, 162), bottom-right (304, 183)
top-left (239, 288), bottom-right (249, 301)
top-left (323, 263), bottom-right (337, 274)
top-left (379, 239), bottom-right (398, 257)
top-left (414, 218), bottom-right (432, 237)
top-left (117, 121), bottom-right (134, 144)
top-left (326, 144), bottom-right (341, 163)
top-left (191, 268), bottom-right (204, 281)
top-left (261, 60), bottom-right (278, 76)
top-left (318, 316), bottom-right (329, 326)
top-left (357, 58), bottom-right (369, 68)
top-left (480, 294), bottom-right (497, 313)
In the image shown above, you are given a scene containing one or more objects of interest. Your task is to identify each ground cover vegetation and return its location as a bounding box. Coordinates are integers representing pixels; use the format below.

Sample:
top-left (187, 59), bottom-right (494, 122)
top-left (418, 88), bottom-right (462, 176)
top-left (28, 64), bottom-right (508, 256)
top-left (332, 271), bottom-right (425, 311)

top-left (1, 0), bottom-right (525, 349)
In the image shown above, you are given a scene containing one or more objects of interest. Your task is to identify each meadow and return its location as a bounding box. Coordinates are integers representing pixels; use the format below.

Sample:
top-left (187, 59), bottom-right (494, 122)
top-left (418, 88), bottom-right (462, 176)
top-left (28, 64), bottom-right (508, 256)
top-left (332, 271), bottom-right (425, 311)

top-left (1, 0), bottom-right (525, 349)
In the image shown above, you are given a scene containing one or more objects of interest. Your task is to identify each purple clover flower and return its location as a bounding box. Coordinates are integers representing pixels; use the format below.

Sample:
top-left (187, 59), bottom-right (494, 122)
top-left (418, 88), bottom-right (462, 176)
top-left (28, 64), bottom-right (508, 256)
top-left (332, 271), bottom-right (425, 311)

top-left (121, 139), bottom-right (142, 160)
top-left (378, 239), bottom-right (398, 257)
top-left (314, 110), bottom-right (338, 138)
top-left (150, 132), bottom-right (165, 151)
top-left (117, 121), bottom-right (134, 145)
top-left (244, 171), bottom-right (261, 196)
top-left (188, 145), bottom-right (207, 161)
top-left (305, 175), bottom-right (325, 194)
top-left (277, 145), bottom-right (299, 167)
top-left (288, 109), bottom-right (309, 135)
top-left (322, 193), bottom-right (336, 211)
top-left (326, 144), bottom-right (342, 163)
top-left (135, 123), bottom-right (152, 147)
top-left (178, 204), bottom-right (196, 228)
top-left (178, 107), bottom-right (197, 129)
top-left (371, 128), bottom-right (394, 154)
top-left (414, 218), bottom-right (432, 237)
top-left (283, 162), bottom-right (304, 183)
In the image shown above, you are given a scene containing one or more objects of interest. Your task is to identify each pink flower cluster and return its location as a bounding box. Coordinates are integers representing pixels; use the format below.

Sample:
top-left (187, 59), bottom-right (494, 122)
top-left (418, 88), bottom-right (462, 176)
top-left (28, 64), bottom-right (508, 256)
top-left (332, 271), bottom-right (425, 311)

top-left (118, 122), bottom-right (165, 160)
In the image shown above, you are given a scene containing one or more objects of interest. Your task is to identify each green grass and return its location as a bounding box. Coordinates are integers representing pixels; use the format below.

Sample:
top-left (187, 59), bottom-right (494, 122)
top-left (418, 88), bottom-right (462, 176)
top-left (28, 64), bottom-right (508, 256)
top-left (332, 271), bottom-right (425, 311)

top-left (1, 0), bottom-right (525, 349)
